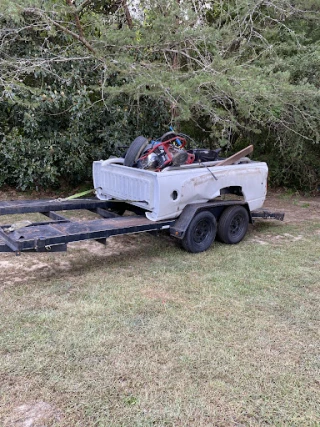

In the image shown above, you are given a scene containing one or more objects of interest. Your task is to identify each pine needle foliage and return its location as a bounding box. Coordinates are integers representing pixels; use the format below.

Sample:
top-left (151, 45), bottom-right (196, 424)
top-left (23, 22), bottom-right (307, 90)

top-left (0, 0), bottom-right (319, 190)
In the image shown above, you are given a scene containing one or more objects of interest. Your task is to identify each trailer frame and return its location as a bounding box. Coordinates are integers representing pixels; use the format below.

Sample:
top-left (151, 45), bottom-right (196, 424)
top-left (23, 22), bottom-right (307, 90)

top-left (0, 198), bottom-right (173, 254)
top-left (0, 197), bottom-right (284, 254)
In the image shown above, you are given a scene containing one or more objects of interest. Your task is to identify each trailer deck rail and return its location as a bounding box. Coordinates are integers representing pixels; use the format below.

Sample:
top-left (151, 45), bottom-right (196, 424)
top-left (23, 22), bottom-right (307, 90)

top-left (0, 198), bottom-right (173, 253)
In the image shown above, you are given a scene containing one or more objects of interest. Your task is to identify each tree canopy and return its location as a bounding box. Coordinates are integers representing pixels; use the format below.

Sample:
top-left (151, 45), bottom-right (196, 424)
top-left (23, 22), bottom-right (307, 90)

top-left (0, 0), bottom-right (319, 190)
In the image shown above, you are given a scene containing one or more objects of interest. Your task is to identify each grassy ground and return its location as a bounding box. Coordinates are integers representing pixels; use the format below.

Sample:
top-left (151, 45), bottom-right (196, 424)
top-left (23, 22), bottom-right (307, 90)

top-left (0, 199), bottom-right (319, 426)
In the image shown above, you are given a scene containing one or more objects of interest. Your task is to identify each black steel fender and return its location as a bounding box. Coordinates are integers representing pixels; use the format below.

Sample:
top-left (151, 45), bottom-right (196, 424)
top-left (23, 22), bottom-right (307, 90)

top-left (170, 201), bottom-right (252, 240)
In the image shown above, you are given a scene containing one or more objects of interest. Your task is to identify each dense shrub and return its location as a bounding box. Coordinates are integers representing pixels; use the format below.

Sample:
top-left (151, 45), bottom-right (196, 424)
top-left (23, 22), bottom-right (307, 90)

top-left (0, 1), bottom-right (319, 191)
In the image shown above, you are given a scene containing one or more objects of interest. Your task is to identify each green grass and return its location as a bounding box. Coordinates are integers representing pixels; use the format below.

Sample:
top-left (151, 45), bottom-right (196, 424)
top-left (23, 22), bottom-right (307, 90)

top-left (0, 220), bottom-right (319, 426)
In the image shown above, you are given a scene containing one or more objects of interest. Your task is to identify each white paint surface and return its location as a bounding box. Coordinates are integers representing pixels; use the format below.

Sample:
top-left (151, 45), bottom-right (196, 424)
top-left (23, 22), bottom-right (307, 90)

top-left (93, 160), bottom-right (268, 221)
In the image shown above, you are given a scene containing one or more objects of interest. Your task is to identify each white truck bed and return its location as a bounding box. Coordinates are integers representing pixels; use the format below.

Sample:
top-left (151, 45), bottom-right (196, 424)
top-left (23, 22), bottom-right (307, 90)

top-left (93, 160), bottom-right (268, 221)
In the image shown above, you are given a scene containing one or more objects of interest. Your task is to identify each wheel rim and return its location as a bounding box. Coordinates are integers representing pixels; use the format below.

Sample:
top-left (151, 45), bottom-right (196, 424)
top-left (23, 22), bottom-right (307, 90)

top-left (193, 219), bottom-right (211, 243)
top-left (230, 214), bottom-right (245, 236)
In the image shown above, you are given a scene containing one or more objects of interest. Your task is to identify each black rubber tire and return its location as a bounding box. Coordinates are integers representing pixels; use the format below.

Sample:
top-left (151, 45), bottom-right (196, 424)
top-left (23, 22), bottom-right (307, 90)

top-left (160, 131), bottom-right (176, 142)
top-left (181, 211), bottom-right (217, 253)
top-left (217, 205), bottom-right (249, 244)
top-left (124, 136), bottom-right (149, 167)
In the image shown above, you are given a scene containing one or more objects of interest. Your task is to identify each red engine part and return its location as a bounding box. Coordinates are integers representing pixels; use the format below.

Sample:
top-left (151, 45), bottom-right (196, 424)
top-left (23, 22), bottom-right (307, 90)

top-left (138, 135), bottom-right (195, 171)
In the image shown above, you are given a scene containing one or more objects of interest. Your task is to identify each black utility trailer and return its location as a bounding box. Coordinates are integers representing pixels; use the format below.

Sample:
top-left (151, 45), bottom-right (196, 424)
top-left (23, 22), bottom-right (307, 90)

top-left (0, 197), bottom-right (284, 255)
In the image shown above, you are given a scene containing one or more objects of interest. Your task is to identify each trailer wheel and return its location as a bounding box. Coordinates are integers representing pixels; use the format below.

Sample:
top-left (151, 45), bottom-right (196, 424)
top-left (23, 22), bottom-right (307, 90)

top-left (124, 136), bottom-right (149, 167)
top-left (182, 211), bottom-right (216, 253)
top-left (217, 205), bottom-right (249, 244)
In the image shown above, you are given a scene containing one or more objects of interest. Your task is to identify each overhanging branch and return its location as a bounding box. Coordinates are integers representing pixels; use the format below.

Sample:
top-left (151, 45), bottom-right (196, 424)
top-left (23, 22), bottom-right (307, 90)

top-left (24, 7), bottom-right (96, 54)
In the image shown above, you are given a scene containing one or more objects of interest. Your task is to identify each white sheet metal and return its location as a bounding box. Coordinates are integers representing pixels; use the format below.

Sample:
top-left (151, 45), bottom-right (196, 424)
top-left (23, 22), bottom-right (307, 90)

top-left (93, 160), bottom-right (268, 221)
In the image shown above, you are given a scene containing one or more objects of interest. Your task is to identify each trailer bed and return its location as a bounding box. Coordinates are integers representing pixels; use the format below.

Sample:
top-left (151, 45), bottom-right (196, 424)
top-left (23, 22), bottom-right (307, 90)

top-left (0, 198), bottom-right (173, 253)
top-left (0, 197), bottom-right (284, 254)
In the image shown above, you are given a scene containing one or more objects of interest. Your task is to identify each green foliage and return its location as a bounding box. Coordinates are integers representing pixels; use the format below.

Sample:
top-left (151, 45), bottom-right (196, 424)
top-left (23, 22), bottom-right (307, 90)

top-left (0, 0), bottom-right (319, 190)
top-left (0, 88), bottom-right (170, 189)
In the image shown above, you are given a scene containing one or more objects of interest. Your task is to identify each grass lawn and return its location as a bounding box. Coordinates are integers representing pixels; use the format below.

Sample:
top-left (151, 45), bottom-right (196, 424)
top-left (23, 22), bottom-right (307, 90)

top-left (0, 205), bottom-right (319, 426)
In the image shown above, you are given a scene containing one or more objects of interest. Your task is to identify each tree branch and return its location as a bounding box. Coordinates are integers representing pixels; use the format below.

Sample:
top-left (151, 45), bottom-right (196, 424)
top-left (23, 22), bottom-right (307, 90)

top-left (66, 0), bottom-right (84, 38)
top-left (24, 8), bottom-right (96, 54)
top-left (122, 0), bottom-right (133, 30)
top-left (50, 17), bottom-right (96, 53)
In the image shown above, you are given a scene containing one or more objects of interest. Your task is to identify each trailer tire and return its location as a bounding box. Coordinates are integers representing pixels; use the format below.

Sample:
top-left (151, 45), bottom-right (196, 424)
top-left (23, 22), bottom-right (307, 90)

top-left (217, 205), bottom-right (249, 244)
top-left (182, 211), bottom-right (216, 253)
top-left (124, 136), bottom-right (149, 167)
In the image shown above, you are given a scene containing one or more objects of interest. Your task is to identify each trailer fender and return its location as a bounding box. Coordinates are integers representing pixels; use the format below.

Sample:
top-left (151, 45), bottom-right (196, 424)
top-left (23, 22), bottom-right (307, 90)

top-left (170, 202), bottom-right (252, 240)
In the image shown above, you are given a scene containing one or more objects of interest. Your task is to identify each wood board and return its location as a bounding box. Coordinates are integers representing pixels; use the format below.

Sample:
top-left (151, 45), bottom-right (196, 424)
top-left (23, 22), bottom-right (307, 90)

top-left (214, 145), bottom-right (254, 166)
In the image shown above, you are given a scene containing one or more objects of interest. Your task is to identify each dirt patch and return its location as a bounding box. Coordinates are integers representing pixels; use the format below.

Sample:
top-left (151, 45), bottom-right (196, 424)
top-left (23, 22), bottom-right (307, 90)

top-left (0, 256), bottom-right (72, 287)
top-left (246, 191), bottom-right (320, 245)
top-left (0, 233), bottom-right (152, 288)
top-left (250, 232), bottom-right (305, 246)
top-left (5, 402), bottom-right (61, 427)
top-left (263, 191), bottom-right (320, 224)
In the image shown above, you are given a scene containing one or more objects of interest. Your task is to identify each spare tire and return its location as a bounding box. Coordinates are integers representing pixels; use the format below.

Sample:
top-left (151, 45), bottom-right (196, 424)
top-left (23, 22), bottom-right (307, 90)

top-left (124, 136), bottom-right (149, 167)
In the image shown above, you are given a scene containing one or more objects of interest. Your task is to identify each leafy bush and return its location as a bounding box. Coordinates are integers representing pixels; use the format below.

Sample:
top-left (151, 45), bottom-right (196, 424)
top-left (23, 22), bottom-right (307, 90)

top-left (0, 0), bottom-right (319, 191)
top-left (0, 91), bottom-right (170, 189)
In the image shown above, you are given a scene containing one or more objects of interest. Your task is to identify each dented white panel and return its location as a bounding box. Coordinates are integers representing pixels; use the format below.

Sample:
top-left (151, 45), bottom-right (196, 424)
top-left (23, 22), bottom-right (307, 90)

top-left (93, 160), bottom-right (268, 221)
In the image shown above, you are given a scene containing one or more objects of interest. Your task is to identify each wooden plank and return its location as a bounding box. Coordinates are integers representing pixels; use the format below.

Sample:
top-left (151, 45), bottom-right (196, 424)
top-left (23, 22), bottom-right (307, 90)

top-left (214, 145), bottom-right (254, 166)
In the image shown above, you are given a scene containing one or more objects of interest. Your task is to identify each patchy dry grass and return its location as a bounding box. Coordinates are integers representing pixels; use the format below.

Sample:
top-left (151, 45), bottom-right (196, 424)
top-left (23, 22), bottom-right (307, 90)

top-left (0, 197), bottom-right (319, 426)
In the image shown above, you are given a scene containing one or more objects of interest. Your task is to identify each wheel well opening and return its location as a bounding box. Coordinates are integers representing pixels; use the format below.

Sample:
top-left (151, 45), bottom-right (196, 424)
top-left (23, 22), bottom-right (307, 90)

top-left (219, 186), bottom-right (244, 199)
